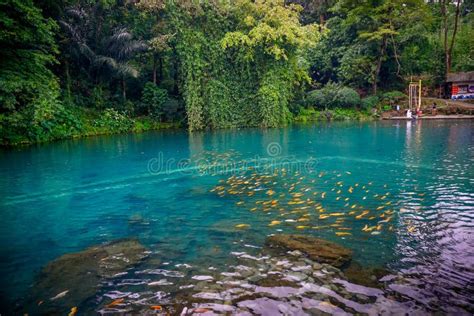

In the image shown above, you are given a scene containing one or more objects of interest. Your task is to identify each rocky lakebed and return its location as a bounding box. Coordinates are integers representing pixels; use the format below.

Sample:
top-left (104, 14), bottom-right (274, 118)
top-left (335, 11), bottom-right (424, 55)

top-left (19, 235), bottom-right (438, 315)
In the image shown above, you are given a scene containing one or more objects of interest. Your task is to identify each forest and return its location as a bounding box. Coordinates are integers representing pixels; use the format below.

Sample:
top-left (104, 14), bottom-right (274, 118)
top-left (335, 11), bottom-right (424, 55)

top-left (0, 0), bottom-right (473, 145)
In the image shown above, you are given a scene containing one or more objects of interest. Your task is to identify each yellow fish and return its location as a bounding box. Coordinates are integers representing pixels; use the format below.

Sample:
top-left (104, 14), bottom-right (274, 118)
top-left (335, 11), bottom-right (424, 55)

top-left (351, 204), bottom-right (357, 209)
top-left (296, 225), bottom-right (309, 229)
top-left (297, 218), bottom-right (310, 222)
top-left (236, 201), bottom-right (244, 205)
top-left (336, 190), bottom-right (341, 194)
top-left (269, 220), bottom-right (281, 226)
top-left (106, 299), bottom-right (124, 308)
top-left (68, 307), bottom-right (78, 316)
top-left (319, 214), bottom-right (330, 219)
top-left (330, 213), bottom-right (345, 216)
top-left (289, 200), bottom-right (305, 205)
top-left (356, 210), bottom-right (369, 219)
top-left (376, 206), bottom-right (385, 210)
top-left (336, 196), bottom-right (341, 200)
top-left (321, 192), bottom-right (326, 198)
top-left (336, 232), bottom-right (352, 236)
top-left (266, 190), bottom-right (275, 196)
top-left (235, 224), bottom-right (250, 229)
top-left (362, 225), bottom-right (377, 232)
top-left (407, 226), bottom-right (416, 233)
top-left (348, 187), bottom-right (353, 194)
top-left (379, 216), bottom-right (392, 223)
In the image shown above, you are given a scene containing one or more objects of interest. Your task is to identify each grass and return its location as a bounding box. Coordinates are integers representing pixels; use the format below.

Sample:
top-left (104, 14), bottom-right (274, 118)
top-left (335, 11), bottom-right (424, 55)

top-left (293, 107), bottom-right (376, 123)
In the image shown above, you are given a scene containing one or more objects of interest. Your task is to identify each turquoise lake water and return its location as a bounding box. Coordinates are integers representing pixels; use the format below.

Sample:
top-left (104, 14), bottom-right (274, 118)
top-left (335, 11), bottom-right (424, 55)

top-left (0, 120), bottom-right (473, 313)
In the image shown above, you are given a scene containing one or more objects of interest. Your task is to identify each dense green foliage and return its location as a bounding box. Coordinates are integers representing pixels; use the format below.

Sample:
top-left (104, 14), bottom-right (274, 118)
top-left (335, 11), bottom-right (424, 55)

top-left (0, 0), bottom-right (472, 144)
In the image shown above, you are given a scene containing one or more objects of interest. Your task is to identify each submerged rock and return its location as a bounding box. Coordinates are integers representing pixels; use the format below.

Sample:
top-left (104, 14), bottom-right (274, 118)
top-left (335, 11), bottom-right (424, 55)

top-left (265, 234), bottom-right (352, 267)
top-left (27, 238), bottom-right (148, 314)
top-left (343, 261), bottom-right (390, 289)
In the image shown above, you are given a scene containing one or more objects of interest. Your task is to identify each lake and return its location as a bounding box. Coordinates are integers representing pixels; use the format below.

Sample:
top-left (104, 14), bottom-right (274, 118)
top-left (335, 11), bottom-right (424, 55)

top-left (0, 120), bottom-right (473, 314)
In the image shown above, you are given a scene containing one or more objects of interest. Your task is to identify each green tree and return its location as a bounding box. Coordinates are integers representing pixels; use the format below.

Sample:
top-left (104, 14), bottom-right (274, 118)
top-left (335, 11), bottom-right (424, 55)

top-left (336, 0), bottom-right (428, 94)
top-left (0, 0), bottom-right (59, 111)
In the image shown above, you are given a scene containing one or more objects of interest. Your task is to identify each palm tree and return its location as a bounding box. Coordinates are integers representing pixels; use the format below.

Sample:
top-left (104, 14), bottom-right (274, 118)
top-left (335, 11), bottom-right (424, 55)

top-left (60, 7), bottom-right (148, 102)
top-left (94, 28), bottom-right (148, 101)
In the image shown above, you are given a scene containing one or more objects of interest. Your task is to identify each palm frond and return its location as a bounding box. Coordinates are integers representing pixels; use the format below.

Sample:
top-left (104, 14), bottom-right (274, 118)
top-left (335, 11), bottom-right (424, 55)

top-left (116, 63), bottom-right (139, 78)
top-left (117, 40), bottom-right (148, 60)
top-left (93, 55), bottom-right (118, 70)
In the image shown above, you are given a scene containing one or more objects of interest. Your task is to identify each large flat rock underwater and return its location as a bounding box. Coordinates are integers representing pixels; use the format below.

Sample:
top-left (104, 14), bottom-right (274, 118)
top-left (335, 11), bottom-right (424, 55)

top-left (265, 234), bottom-right (353, 268)
top-left (23, 238), bottom-right (148, 314)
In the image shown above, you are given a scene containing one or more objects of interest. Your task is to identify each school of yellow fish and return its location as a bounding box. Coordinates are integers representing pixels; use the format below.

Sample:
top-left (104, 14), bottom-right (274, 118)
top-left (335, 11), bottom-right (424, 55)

top-left (210, 167), bottom-right (422, 237)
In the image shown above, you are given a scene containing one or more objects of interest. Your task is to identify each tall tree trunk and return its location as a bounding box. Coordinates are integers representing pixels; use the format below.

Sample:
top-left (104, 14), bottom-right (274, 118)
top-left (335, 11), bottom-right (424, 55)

top-left (441, 0), bottom-right (448, 72)
top-left (158, 56), bottom-right (163, 84)
top-left (447, 0), bottom-right (462, 74)
top-left (122, 78), bottom-right (126, 101)
top-left (172, 47), bottom-right (179, 95)
top-left (442, 0), bottom-right (461, 76)
top-left (373, 37), bottom-right (387, 95)
top-left (65, 59), bottom-right (71, 104)
top-left (152, 53), bottom-right (157, 85)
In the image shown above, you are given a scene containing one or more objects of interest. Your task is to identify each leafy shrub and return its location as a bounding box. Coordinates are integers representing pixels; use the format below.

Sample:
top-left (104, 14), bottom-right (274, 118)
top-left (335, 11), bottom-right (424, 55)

top-left (361, 95), bottom-right (380, 110)
top-left (336, 86), bottom-right (360, 108)
top-left (0, 87), bottom-right (82, 145)
top-left (162, 97), bottom-right (183, 121)
top-left (381, 91), bottom-right (406, 105)
top-left (91, 85), bottom-right (109, 109)
top-left (94, 108), bottom-right (133, 132)
top-left (141, 82), bottom-right (169, 118)
top-left (306, 83), bottom-right (360, 109)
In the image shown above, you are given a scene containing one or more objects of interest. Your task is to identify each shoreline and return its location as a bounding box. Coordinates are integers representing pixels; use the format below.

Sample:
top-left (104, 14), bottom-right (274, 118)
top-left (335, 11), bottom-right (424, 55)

top-left (383, 115), bottom-right (474, 120)
top-left (2, 114), bottom-right (472, 148)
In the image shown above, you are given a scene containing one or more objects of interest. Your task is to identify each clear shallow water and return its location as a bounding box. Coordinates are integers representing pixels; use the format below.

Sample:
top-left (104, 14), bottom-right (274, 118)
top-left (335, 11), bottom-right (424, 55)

top-left (0, 120), bottom-right (473, 313)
